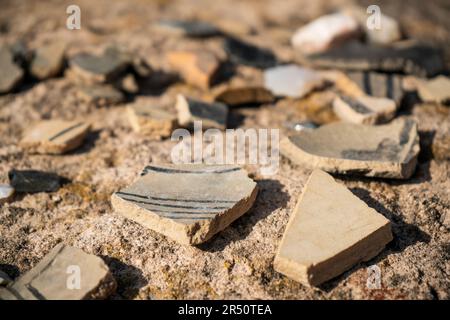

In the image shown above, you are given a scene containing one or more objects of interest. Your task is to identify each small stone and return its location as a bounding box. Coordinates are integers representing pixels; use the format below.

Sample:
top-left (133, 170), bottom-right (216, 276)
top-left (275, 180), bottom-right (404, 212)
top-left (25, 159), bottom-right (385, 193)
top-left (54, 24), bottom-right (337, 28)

top-left (111, 164), bottom-right (258, 245)
top-left (0, 244), bottom-right (116, 300)
top-left (280, 118), bottom-right (420, 179)
top-left (291, 13), bottom-right (361, 56)
top-left (294, 90), bottom-right (339, 125)
top-left (156, 20), bottom-right (221, 37)
top-left (0, 46), bottom-right (24, 93)
top-left (20, 120), bottom-right (90, 154)
top-left (414, 76), bottom-right (450, 105)
top-left (176, 94), bottom-right (228, 130)
top-left (9, 169), bottom-right (63, 193)
top-left (0, 184), bottom-right (14, 204)
top-left (333, 95), bottom-right (397, 125)
top-left (77, 84), bottom-right (125, 105)
top-left (284, 121), bottom-right (318, 132)
top-left (274, 169), bottom-right (392, 286)
top-left (264, 64), bottom-right (326, 98)
top-left (224, 37), bottom-right (277, 69)
top-left (214, 86), bottom-right (274, 106)
top-left (347, 71), bottom-right (404, 105)
top-left (69, 50), bottom-right (128, 83)
top-left (0, 270), bottom-right (12, 286)
top-left (306, 40), bottom-right (445, 77)
top-left (344, 6), bottom-right (401, 44)
top-left (30, 41), bottom-right (66, 80)
top-left (132, 57), bottom-right (153, 77)
top-left (118, 73), bottom-right (139, 94)
top-left (167, 49), bottom-right (222, 90)
top-left (127, 99), bottom-right (177, 139)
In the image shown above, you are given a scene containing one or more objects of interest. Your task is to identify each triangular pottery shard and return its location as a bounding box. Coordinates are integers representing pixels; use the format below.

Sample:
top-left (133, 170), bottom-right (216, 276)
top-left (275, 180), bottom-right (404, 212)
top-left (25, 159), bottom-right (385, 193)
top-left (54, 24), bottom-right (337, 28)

top-left (274, 170), bottom-right (393, 287)
top-left (111, 164), bottom-right (258, 245)
top-left (280, 118), bottom-right (420, 179)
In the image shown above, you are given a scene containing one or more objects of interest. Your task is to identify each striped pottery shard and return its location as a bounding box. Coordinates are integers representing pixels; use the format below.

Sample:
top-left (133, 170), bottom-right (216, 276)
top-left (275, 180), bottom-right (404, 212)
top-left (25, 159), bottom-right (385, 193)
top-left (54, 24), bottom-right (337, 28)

top-left (0, 244), bottom-right (116, 300)
top-left (156, 20), bottom-right (222, 38)
top-left (346, 71), bottom-right (404, 105)
top-left (280, 118), bottom-right (420, 179)
top-left (20, 120), bottom-right (90, 154)
top-left (111, 164), bottom-right (258, 245)
top-left (274, 169), bottom-right (392, 287)
top-left (333, 94), bottom-right (397, 125)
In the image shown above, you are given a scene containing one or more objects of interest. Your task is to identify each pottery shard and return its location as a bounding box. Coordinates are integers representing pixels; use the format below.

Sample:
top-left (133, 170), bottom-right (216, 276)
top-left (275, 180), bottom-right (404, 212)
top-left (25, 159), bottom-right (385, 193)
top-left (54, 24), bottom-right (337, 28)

top-left (264, 64), bottom-right (326, 98)
top-left (333, 95), bottom-right (397, 125)
top-left (30, 41), bottom-right (66, 80)
top-left (214, 86), bottom-right (274, 106)
top-left (0, 184), bottom-right (14, 204)
top-left (167, 49), bottom-right (221, 90)
top-left (0, 46), bottom-right (24, 93)
top-left (307, 40), bottom-right (445, 77)
top-left (69, 50), bottom-right (128, 83)
top-left (347, 71), bottom-right (404, 105)
top-left (224, 37), bottom-right (277, 69)
top-left (414, 76), bottom-right (450, 105)
top-left (127, 101), bottom-right (177, 139)
top-left (9, 169), bottom-right (63, 193)
top-left (20, 120), bottom-right (90, 154)
top-left (0, 244), bottom-right (116, 300)
top-left (291, 13), bottom-right (361, 56)
top-left (176, 94), bottom-right (228, 130)
top-left (156, 20), bottom-right (221, 38)
top-left (111, 164), bottom-right (258, 245)
top-left (274, 169), bottom-right (392, 287)
top-left (281, 118), bottom-right (420, 179)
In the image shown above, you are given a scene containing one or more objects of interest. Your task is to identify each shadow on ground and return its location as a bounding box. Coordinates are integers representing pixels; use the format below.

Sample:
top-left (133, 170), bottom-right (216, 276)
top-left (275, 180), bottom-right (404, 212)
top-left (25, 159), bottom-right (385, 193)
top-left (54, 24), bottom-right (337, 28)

top-left (198, 179), bottom-right (290, 253)
top-left (318, 187), bottom-right (430, 292)
top-left (101, 256), bottom-right (147, 300)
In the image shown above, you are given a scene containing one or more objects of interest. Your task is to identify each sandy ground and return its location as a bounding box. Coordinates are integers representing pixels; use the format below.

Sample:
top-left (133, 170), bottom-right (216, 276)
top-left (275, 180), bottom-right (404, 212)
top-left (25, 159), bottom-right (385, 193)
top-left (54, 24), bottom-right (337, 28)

top-left (0, 0), bottom-right (449, 299)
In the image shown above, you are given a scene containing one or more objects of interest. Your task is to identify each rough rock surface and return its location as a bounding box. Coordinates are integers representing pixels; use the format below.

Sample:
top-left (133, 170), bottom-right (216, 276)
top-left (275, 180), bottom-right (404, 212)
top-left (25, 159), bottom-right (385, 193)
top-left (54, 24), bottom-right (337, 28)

top-left (0, 0), bottom-right (449, 300)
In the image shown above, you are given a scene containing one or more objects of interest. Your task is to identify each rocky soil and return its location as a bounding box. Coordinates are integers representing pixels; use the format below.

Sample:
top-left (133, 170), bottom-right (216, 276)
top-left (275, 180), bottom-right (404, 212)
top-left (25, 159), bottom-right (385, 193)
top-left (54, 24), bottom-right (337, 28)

top-left (0, 0), bottom-right (449, 299)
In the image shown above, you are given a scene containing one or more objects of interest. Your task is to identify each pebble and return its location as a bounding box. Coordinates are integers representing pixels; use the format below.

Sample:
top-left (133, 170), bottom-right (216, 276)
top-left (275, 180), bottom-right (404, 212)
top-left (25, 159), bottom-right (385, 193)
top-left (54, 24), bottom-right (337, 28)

top-left (30, 41), bottom-right (66, 80)
top-left (274, 169), bottom-right (392, 286)
top-left (333, 94), bottom-right (397, 125)
top-left (20, 120), bottom-right (90, 154)
top-left (176, 94), bottom-right (228, 130)
top-left (0, 46), bottom-right (24, 93)
top-left (9, 169), bottom-right (64, 193)
top-left (280, 117), bottom-right (420, 179)
top-left (264, 64), bottom-right (326, 98)
top-left (0, 244), bottom-right (116, 300)
top-left (111, 164), bottom-right (258, 245)
top-left (291, 12), bottom-right (361, 55)
top-left (0, 184), bottom-right (15, 204)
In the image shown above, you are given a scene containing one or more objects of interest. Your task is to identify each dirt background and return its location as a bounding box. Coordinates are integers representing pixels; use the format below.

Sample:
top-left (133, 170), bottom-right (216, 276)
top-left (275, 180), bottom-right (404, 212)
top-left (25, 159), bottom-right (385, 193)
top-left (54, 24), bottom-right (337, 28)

top-left (0, 0), bottom-right (449, 299)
